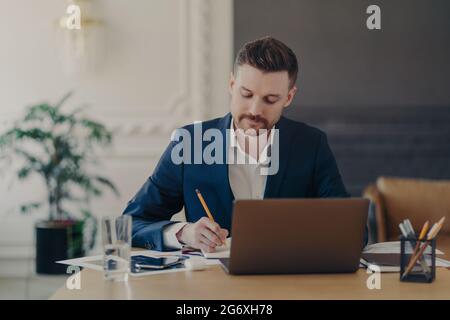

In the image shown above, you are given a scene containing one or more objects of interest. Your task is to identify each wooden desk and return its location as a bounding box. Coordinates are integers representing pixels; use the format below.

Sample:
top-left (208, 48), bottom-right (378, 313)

top-left (51, 264), bottom-right (450, 300)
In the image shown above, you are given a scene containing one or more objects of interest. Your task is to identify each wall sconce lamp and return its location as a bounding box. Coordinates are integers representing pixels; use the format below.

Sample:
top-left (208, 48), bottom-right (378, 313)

top-left (57, 0), bottom-right (104, 75)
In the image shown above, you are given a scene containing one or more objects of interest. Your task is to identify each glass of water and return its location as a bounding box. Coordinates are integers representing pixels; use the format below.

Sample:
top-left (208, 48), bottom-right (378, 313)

top-left (101, 215), bottom-right (132, 281)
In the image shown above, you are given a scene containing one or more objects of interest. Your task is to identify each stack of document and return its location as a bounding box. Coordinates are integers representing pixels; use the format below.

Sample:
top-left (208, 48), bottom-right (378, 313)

top-left (361, 241), bottom-right (450, 272)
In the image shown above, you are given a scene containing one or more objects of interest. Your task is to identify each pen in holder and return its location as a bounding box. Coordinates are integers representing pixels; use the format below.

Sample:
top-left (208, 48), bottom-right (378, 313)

top-left (400, 235), bottom-right (436, 283)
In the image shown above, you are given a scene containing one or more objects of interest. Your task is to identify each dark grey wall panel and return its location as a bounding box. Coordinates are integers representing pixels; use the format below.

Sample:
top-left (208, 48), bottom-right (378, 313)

top-left (234, 0), bottom-right (450, 107)
top-left (297, 105), bottom-right (450, 195)
top-left (234, 0), bottom-right (450, 196)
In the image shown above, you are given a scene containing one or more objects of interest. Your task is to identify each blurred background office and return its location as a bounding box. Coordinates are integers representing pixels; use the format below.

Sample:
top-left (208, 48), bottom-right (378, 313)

top-left (0, 0), bottom-right (449, 299)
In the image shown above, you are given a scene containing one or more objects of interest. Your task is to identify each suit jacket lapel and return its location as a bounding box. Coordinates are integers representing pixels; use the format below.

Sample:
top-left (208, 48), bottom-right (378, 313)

top-left (264, 116), bottom-right (294, 198)
top-left (216, 113), bottom-right (235, 202)
top-left (212, 113), bottom-right (292, 204)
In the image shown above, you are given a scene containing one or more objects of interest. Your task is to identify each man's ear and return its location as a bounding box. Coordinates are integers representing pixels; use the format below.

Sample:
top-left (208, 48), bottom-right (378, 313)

top-left (228, 72), bottom-right (235, 95)
top-left (283, 85), bottom-right (298, 108)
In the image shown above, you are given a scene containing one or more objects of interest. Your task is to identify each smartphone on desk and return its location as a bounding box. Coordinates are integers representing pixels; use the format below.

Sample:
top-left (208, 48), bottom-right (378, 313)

top-left (131, 255), bottom-right (185, 273)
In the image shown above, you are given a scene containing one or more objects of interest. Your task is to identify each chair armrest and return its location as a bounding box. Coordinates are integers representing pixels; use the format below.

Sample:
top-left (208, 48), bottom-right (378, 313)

top-left (363, 184), bottom-right (388, 242)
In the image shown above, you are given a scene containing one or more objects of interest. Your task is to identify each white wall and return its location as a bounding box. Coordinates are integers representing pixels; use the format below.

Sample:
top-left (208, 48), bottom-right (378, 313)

top-left (0, 0), bottom-right (233, 276)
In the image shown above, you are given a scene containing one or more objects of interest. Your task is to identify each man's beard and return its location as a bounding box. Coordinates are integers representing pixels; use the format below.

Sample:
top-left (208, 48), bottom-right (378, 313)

top-left (237, 114), bottom-right (269, 134)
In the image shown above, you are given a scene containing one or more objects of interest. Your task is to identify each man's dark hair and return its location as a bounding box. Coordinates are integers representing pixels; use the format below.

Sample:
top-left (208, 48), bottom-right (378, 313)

top-left (234, 36), bottom-right (299, 88)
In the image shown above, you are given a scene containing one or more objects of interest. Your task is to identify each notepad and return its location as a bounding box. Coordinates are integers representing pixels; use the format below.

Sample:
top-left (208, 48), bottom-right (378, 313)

top-left (201, 237), bottom-right (231, 259)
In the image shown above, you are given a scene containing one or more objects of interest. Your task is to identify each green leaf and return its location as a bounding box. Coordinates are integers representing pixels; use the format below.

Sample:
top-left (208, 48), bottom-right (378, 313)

top-left (54, 91), bottom-right (73, 110)
top-left (23, 92), bottom-right (74, 124)
top-left (94, 176), bottom-right (120, 196)
top-left (80, 208), bottom-right (93, 219)
top-left (1, 127), bottom-right (53, 143)
top-left (0, 128), bottom-right (17, 148)
top-left (17, 166), bottom-right (33, 180)
top-left (13, 148), bottom-right (46, 174)
top-left (59, 191), bottom-right (84, 203)
top-left (80, 119), bottom-right (112, 145)
top-left (23, 103), bottom-right (55, 123)
top-left (67, 172), bottom-right (103, 197)
top-left (20, 202), bottom-right (42, 214)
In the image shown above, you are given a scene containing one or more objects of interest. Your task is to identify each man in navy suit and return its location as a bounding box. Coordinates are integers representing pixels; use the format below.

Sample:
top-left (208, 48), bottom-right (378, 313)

top-left (123, 36), bottom-right (356, 252)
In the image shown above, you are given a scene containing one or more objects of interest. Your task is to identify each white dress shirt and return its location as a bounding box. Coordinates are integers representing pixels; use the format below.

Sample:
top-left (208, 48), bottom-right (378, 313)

top-left (162, 118), bottom-right (274, 249)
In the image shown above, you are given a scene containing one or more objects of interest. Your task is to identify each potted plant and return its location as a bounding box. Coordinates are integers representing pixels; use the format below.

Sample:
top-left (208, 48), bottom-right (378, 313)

top-left (0, 92), bottom-right (118, 274)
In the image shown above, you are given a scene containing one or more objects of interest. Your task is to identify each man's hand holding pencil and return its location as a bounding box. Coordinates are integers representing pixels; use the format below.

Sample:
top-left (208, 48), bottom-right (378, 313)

top-left (176, 189), bottom-right (229, 253)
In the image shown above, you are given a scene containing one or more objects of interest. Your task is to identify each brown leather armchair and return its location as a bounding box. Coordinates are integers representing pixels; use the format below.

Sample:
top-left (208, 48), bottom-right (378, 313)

top-left (363, 177), bottom-right (450, 259)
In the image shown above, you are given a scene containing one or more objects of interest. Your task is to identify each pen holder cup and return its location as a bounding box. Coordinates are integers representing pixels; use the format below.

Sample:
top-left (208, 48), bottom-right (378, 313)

top-left (400, 236), bottom-right (436, 283)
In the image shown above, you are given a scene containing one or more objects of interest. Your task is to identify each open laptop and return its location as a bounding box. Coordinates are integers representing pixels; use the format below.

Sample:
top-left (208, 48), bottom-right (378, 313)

top-left (220, 198), bottom-right (369, 275)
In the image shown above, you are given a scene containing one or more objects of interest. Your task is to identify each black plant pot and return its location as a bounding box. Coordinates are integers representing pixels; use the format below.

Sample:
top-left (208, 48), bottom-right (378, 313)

top-left (35, 220), bottom-right (85, 274)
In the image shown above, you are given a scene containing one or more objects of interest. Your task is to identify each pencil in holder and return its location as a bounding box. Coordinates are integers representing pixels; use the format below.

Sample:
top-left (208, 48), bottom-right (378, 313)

top-left (400, 235), bottom-right (436, 283)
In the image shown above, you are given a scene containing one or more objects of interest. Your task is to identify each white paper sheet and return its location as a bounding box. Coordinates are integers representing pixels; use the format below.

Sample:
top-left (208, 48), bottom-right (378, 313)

top-left (201, 237), bottom-right (231, 259)
top-left (56, 250), bottom-right (219, 276)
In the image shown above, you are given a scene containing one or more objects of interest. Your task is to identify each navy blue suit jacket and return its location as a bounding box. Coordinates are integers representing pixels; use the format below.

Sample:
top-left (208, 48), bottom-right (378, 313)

top-left (123, 113), bottom-right (360, 251)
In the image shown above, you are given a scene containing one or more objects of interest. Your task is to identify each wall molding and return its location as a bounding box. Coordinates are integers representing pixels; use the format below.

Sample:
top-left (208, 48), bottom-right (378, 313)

top-left (0, 0), bottom-right (213, 139)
